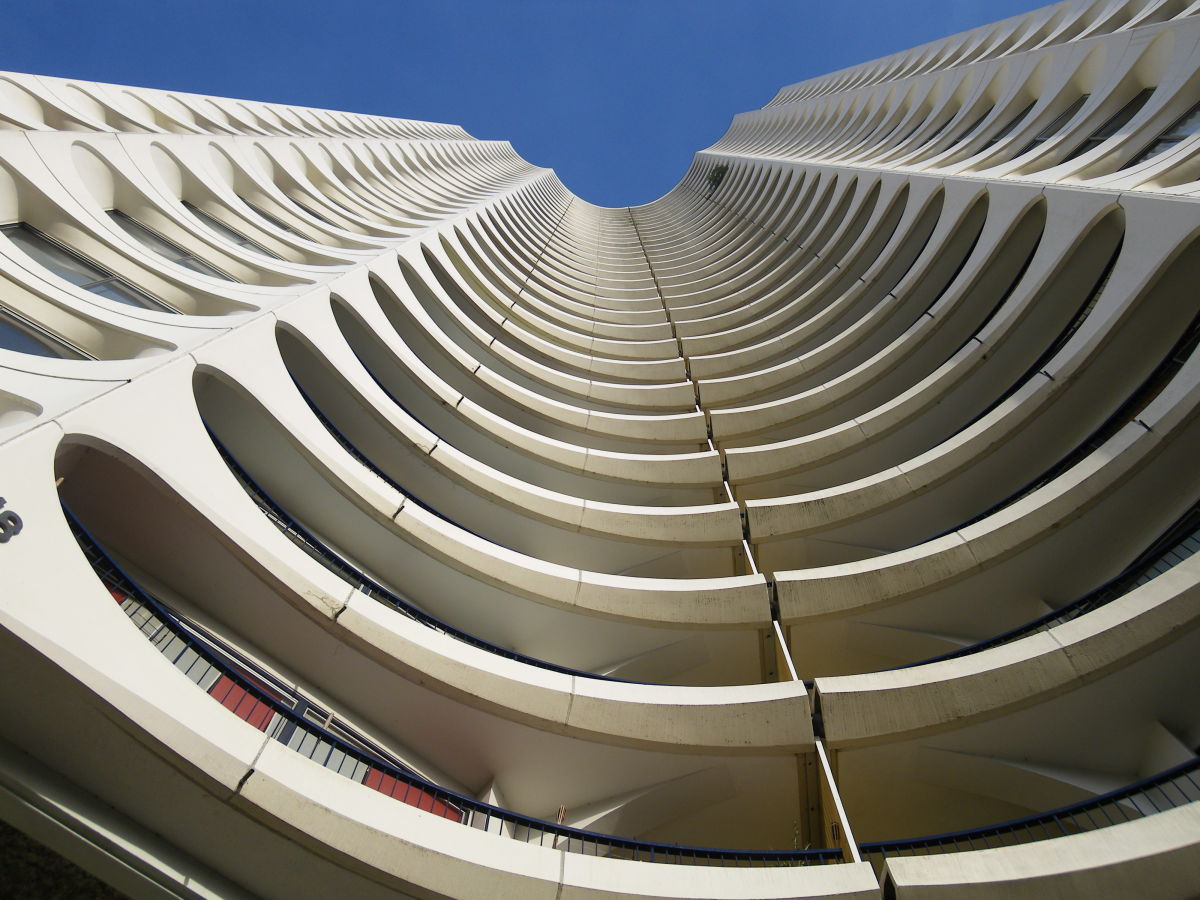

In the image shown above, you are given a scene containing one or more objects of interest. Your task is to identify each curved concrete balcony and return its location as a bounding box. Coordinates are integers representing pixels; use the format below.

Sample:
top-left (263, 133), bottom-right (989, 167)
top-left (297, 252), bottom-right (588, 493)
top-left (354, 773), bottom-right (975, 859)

top-left (2, 3), bottom-right (1200, 894)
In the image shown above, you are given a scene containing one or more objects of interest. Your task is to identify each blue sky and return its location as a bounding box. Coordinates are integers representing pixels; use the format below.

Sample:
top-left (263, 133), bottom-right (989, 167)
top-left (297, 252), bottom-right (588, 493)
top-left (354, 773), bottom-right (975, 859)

top-left (7, 0), bottom-right (1045, 207)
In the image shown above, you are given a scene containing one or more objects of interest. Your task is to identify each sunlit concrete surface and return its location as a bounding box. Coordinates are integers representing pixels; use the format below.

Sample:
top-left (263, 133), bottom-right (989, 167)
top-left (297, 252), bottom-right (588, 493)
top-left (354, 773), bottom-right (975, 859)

top-left (0, 1), bottom-right (1198, 897)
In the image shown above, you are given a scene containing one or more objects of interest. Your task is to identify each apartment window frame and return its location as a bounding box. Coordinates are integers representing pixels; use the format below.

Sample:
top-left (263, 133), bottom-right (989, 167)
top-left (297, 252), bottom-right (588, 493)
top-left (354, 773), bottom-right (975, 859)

top-left (981, 100), bottom-right (1037, 150)
top-left (950, 106), bottom-right (995, 146)
top-left (1123, 100), bottom-right (1200, 168)
top-left (903, 113), bottom-right (956, 154)
top-left (0, 306), bottom-right (90, 359)
top-left (107, 209), bottom-right (235, 281)
top-left (1061, 86), bottom-right (1156, 162)
top-left (0, 222), bottom-right (176, 313)
top-left (238, 196), bottom-right (305, 237)
top-left (181, 201), bottom-right (283, 260)
top-left (289, 196), bottom-right (338, 227)
top-left (1014, 93), bottom-right (1092, 157)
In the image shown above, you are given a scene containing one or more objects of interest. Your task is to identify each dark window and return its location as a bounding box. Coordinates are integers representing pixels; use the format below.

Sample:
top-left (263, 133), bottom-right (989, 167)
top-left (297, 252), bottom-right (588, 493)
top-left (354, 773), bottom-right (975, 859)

top-left (0, 222), bottom-right (174, 312)
top-left (1124, 100), bottom-right (1200, 168)
top-left (238, 195), bottom-right (304, 236)
top-left (289, 197), bottom-right (337, 226)
top-left (907, 114), bottom-right (954, 150)
top-left (182, 201), bottom-right (283, 260)
top-left (951, 106), bottom-right (994, 145)
top-left (1014, 93), bottom-right (1091, 156)
top-left (108, 210), bottom-right (234, 280)
top-left (1061, 87), bottom-right (1156, 162)
top-left (0, 307), bottom-right (87, 358)
top-left (982, 101), bottom-right (1036, 149)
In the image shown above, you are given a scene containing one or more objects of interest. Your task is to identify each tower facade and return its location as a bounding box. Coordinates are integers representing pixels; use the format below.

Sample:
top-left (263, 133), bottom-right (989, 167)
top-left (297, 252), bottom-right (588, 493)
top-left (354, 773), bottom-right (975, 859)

top-left (0, 1), bottom-right (1198, 897)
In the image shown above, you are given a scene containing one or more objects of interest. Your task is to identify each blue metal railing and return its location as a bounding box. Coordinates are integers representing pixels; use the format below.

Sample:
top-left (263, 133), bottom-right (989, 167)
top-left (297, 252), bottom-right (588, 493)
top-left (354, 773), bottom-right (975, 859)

top-left (895, 502), bottom-right (1200, 669)
top-left (202, 422), bottom-right (644, 684)
top-left (948, 235), bottom-right (1123, 440)
top-left (881, 310), bottom-right (1200, 669)
top-left (940, 225), bottom-right (1043, 362)
top-left (66, 504), bottom-right (1197, 870)
top-left (242, 287), bottom-right (1199, 690)
top-left (66, 506), bottom-right (843, 867)
top-left (289, 375), bottom-right (510, 550)
top-left (65, 506), bottom-right (463, 820)
top-left (860, 757), bottom-right (1200, 873)
top-left (924, 308), bottom-right (1200, 546)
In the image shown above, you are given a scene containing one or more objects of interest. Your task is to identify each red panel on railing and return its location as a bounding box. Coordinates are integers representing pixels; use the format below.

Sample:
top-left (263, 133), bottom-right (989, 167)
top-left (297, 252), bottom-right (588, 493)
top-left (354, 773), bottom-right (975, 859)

top-left (209, 676), bottom-right (274, 732)
top-left (363, 768), bottom-right (462, 822)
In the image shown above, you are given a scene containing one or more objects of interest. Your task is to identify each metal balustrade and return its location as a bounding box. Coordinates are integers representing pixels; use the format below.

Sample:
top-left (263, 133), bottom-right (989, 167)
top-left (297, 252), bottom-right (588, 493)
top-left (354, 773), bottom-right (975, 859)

top-left (926, 309), bottom-right (1200, 547)
top-left (66, 507), bottom-right (463, 822)
top-left (898, 501), bottom-right (1200, 669)
top-left (290, 376), bottom-right (510, 550)
top-left (881, 313), bottom-right (1200, 670)
top-left (860, 758), bottom-right (1200, 874)
top-left (65, 506), bottom-right (844, 867)
top-left (69, 500), bottom-right (1199, 872)
top-left (217, 357), bottom-right (1200, 689)
top-left (947, 234), bottom-right (1123, 440)
top-left (203, 422), bottom-right (643, 683)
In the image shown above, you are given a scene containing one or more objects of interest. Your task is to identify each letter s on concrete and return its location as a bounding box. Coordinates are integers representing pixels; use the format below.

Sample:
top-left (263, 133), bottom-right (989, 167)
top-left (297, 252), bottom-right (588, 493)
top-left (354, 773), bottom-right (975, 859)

top-left (0, 497), bottom-right (23, 543)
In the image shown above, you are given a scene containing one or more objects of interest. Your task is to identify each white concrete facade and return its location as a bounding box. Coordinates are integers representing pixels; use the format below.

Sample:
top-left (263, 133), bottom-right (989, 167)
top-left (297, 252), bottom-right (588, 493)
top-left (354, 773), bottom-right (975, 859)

top-left (0, 1), bottom-right (1198, 897)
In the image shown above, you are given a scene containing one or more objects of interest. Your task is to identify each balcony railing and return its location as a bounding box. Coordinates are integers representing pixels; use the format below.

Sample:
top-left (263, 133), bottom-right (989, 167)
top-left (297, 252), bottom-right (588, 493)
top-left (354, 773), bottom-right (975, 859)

top-left (202, 423), bottom-right (644, 683)
top-left (66, 506), bottom-right (463, 822)
top-left (897, 501), bottom-right (1200, 669)
top-left (61, 503), bottom-right (1200, 873)
top-left (926, 308), bottom-right (1200, 546)
top-left (224, 367), bottom-right (1200, 689)
top-left (879, 311), bottom-right (1200, 669)
top-left (291, 376), bottom-right (510, 550)
top-left (860, 758), bottom-right (1200, 874)
top-left (65, 507), bottom-right (843, 867)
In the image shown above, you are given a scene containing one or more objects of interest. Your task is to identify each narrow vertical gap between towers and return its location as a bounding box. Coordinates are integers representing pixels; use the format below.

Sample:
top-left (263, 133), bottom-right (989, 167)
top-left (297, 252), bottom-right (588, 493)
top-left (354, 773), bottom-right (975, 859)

top-left (626, 204), bottom-right (759, 579)
top-left (628, 197), bottom-right (861, 867)
top-left (626, 205), bottom-right (760, 573)
top-left (771, 578), bottom-right (861, 863)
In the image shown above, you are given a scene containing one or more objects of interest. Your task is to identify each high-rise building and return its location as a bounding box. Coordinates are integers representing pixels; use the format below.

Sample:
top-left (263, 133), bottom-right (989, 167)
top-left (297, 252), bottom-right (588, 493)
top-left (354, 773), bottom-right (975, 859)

top-left (0, 0), bottom-right (1198, 896)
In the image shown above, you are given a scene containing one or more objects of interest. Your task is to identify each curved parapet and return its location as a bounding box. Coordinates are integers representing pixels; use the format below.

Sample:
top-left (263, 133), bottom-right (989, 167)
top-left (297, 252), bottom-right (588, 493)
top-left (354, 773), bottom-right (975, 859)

top-left (1, 2), bottom-right (1199, 896)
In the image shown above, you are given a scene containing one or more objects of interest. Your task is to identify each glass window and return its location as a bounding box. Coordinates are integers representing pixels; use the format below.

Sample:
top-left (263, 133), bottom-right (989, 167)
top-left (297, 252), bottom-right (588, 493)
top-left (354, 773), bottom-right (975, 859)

top-left (1124, 101), bottom-right (1200, 167)
top-left (0, 223), bottom-right (175, 313)
top-left (290, 198), bottom-right (337, 226)
top-left (1014, 94), bottom-right (1091, 156)
top-left (0, 308), bottom-right (86, 358)
top-left (983, 101), bottom-right (1036, 149)
top-left (903, 115), bottom-right (954, 151)
top-left (182, 201), bottom-right (283, 259)
top-left (2, 225), bottom-right (109, 286)
top-left (1062, 87), bottom-right (1156, 162)
top-left (951, 106), bottom-right (994, 145)
top-left (108, 210), bottom-right (234, 281)
top-left (238, 195), bottom-right (304, 236)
